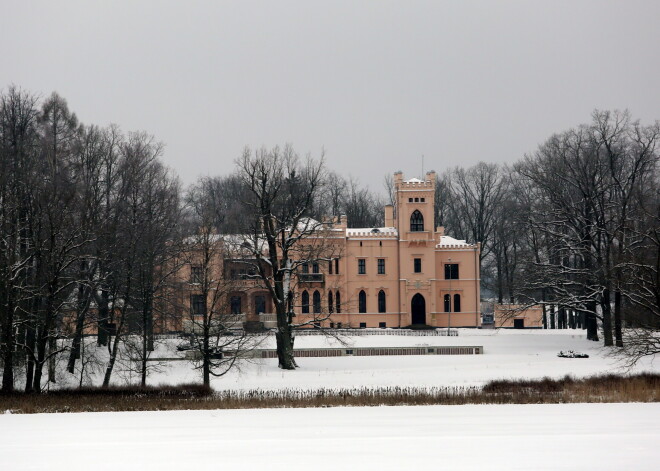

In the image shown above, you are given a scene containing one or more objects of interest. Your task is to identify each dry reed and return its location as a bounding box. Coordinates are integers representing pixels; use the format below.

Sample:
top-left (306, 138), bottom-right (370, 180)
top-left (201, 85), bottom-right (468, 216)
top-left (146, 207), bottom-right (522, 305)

top-left (1, 374), bottom-right (657, 414)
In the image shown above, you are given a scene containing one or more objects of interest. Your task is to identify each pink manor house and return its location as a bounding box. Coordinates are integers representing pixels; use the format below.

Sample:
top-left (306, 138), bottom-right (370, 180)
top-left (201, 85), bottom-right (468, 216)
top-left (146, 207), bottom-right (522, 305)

top-left (174, 171), bottom-right (482, 331)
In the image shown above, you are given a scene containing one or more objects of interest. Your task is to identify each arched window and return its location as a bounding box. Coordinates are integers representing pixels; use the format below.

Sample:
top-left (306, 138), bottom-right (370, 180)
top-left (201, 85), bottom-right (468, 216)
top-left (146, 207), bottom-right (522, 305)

top-left (313, 290), bottom-right (321, 314)
top-left (410, 210), bottom-right (424, 232)
top-left (378, 290), bottom-right (386, 313)
top-left (358, 290), bottom-right (367, 313)
top-left (444, 294), bottom-right (451, 312)
top-left (328, 291), bottom-right (334, 313)
top-left (454, 294), bottom-right (461, 313)
top-left (302, 290), bottom-right (309, 314)
top-left (336, 291), bottom-right (341, 313)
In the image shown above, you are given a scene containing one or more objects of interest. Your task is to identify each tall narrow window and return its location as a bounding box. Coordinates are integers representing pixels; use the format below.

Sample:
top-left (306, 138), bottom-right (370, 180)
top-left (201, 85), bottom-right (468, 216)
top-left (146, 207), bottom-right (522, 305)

top-left (358, 259), bottom-right (366, 274)
top-left (454, 294), bottom-right (461, 313)
top-left (377, 258), bottom-right (385, 274)
top-left (445, 264), bottom-right (459, 279)
top-left (190, 266), bottom-right (202, 284)
top-left (313, 290), bottom-right (321, 314)
top-left (410, 210), bottom-right (424, 232)
top-left (335, 258), bottom-right (339, 274)
top-left (358, 290), bottom-right (367, 313)
top-left (312, 262), bottom-right (319, 274)
top-left (302, 263), bottom-right (309, 274)
top-left (230, 296), bottom-right (242, 314)
top-left (378, 290), bottom-right (386, 313)
top-left (444, 294), bottom-right (451, 312)
top-left (191, 294), bottom-right (206, 316)
top-left (302, 290), bottom-right (309, 314)
top-left (336, 291), bottom-right (341, 313)
top-left (255, 295), bottom-right (266, 315)
top-left (414, 258), bottom-right (422, 273)
top-left (329, 260), bottom-right (333, 274)
top-left (328, 291), bottom-right (334, 313)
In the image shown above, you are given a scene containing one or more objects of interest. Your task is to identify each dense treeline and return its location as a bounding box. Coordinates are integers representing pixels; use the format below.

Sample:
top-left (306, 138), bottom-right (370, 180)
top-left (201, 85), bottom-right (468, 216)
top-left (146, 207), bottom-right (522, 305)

top-left (0, 87), bottom-right (387, 390)
top-left (1, 86), bottom-right (658, 391)
top-left (0, 87), bottom-right (181, 392)
top-left (435, 111), bottom-right (660, 354)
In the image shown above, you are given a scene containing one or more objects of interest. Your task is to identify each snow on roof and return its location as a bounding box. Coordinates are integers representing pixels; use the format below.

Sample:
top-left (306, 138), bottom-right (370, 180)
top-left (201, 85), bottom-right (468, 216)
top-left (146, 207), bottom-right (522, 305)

top-left (404, 177), bottom-right (424, 183)
top-left (346, 227), bottom-right (398, 237)
top-left (297, 217), bottom-right (322, 231)
top-left (437, 235), bottom-right (471, 247)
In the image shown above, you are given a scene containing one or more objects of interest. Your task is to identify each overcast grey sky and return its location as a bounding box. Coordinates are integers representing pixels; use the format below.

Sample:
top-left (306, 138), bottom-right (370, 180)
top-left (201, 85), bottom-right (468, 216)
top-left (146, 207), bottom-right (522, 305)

top-left (2, 0), bottom-right (659, 190)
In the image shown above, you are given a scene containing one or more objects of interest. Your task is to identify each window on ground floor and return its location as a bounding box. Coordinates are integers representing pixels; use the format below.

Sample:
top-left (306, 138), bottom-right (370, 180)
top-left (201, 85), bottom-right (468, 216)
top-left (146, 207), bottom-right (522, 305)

top-left (191, 294), bottom-right (206, 316)
top-left (358, 290), bottom-right (367, 313)
top-left (454, 294), bottom-right (461, 313)
top-left (302, 290), bottom-right (309, 314)
top-left (230, 296), bottom-right (242, 314)
top-left (378, 290), bottom-right (386, 313)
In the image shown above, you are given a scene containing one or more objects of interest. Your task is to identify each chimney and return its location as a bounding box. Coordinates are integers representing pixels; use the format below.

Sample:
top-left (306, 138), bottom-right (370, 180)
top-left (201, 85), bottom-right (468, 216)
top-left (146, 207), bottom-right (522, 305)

top-left (384, 205), bottom-right (394, 227)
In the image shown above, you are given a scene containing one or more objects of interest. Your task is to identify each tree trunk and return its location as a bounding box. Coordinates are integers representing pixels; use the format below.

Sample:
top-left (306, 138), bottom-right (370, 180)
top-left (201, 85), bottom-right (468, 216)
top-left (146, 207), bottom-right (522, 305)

top-left (496, 252), bottom-right (504, 304)
top-left (549, 305), bottom-right (556, 329)
top-left (203, 327), bottom-right (210, 388)
top-left (67, 280), bottom-right (92, 373)
top-left (1, 303), bottom-right (14, 392)
top-left (140, 298), bottom-right (152, 388)
top-left (24, 322), bottom-right (35, 392)
top-left (541, 304), bottom-right (547, 329)
top-left (141, 331), bottom-right (148, 388)
top-left (541, 288), bottom-right (547, 329)
top-left (97, 289), bottom-right (109, 346)
top-left (48, 335), bottom-right (57, 383)
top-left (276, 307), bottom-right (297, 369)
top-left (614, 289), bottom-right (623, 347)
top-left (585, 301), bottom-right (599, 341)
top-left (102, 331), bottom-right (122, 388)
top-left (601, 288), bottom-right (613, 346)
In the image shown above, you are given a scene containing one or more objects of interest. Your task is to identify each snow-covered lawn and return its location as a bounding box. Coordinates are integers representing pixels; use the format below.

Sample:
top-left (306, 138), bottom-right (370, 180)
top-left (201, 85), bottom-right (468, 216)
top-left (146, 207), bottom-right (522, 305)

top-left (126, 329), bottom-right (657, 391)
top-left (1, 403), bottom-right (658, 470)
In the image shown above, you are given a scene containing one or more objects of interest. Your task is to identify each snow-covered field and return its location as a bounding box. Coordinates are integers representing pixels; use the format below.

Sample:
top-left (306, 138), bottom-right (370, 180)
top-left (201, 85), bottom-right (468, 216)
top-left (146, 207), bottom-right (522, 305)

top-left (2, 403), bottom-right (658, 470)
top-left (114, 329), bottom-right (657, 391)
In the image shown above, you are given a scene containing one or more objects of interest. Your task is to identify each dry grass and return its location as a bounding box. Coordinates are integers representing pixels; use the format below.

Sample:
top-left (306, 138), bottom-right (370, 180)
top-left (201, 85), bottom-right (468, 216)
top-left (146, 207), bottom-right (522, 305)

top-left (1, 374), bottom-right (658, 414)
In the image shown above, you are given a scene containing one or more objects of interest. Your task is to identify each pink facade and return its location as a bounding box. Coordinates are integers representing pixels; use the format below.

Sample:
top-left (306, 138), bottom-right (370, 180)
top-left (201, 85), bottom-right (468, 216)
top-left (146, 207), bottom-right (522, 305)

top-left (169, 171), bottom-right (482, 331)
top-left (296, 171), bottom-right (481, 328)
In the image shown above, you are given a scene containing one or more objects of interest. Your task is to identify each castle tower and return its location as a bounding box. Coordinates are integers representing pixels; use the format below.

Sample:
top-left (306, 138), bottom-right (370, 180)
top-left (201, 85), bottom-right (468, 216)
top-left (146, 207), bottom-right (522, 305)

top-left (393, 171), bottom-right (438, 325)
top-left (393, 170), bottom-right (436, 238)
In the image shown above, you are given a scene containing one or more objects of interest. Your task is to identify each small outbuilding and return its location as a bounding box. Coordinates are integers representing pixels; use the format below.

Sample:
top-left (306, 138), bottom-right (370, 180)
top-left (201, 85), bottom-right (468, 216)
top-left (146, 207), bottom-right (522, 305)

top-left (494, 304), bottom-right (543, 329)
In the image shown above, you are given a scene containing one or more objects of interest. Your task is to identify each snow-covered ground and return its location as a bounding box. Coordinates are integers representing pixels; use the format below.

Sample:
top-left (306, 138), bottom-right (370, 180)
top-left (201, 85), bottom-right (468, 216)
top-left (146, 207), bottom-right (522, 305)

top-left (2, 403), bottom-right (658, 470)
top-left (114, 328), bottom-right (657, 391)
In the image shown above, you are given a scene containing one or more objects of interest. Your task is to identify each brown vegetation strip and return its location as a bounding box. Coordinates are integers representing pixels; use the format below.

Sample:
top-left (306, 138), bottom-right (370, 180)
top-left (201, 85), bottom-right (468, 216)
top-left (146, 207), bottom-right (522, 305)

top-left (1, 374), bottom-right (658, 414)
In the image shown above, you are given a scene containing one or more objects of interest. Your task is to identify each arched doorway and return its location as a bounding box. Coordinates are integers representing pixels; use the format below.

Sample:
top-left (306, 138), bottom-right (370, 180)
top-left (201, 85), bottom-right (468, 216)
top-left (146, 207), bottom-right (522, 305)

top-left (411, 293), bottom-right (426, 325)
